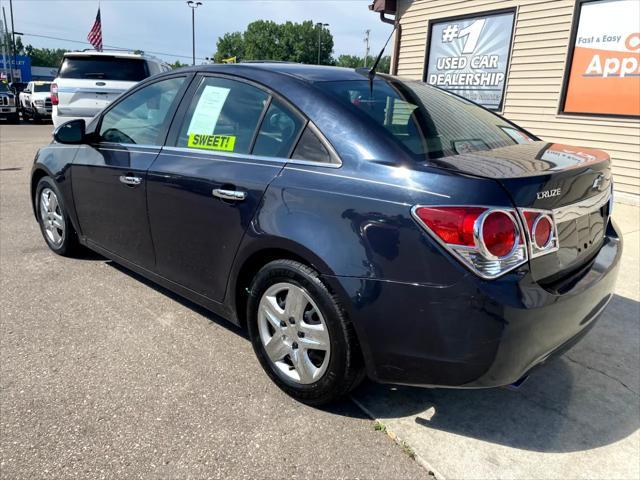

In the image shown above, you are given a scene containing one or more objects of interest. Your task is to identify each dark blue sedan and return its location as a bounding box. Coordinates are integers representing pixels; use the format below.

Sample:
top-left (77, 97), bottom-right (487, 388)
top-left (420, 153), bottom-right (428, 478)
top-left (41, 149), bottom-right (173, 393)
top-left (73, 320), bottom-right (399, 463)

top-left (31, 63), bottom-right (621, 404)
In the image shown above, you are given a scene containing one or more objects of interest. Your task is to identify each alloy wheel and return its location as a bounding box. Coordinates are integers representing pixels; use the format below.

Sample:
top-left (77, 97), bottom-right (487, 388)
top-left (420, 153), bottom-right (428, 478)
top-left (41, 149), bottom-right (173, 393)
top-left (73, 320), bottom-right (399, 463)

top-left (40, 188), bottom-right (65, 247)
top-left (257, 282), bottom-right (331, 384)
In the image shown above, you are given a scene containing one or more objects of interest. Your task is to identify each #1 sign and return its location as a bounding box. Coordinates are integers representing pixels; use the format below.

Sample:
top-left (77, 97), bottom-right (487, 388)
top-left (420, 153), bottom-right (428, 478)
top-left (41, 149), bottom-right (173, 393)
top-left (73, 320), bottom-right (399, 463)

top-left (425, 11), bottom-right (515, 110)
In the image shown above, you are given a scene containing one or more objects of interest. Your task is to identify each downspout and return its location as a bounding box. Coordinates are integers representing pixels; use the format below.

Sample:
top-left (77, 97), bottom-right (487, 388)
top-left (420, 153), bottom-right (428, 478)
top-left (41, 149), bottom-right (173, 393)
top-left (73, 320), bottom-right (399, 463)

top-left (379, 12), bottom-right (400, 76)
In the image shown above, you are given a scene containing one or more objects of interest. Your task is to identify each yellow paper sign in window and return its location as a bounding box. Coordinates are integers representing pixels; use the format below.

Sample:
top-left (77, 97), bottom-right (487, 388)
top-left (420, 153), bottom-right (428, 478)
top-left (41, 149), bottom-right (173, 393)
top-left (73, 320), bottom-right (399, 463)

top-left (188, 133), bottom-right (236, 152)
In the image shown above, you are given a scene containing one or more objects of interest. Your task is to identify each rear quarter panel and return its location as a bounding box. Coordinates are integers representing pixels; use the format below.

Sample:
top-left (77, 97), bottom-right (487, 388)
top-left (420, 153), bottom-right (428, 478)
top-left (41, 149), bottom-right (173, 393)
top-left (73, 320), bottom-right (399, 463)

top-left (234, 158), bottom-right (517, 286)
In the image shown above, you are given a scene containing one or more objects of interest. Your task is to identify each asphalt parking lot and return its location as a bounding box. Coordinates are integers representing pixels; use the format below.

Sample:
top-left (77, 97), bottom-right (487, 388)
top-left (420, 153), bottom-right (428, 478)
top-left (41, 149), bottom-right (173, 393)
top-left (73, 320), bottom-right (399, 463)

top-left (1, 122), bottom-right (638, 480)
top-left (0, 122), bottom-right (426, 479)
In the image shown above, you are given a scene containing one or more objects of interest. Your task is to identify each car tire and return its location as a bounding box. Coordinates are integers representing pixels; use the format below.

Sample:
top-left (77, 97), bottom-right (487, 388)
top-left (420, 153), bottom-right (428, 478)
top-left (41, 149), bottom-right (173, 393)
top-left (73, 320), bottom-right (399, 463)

top-left (35, 176), bottom-right (80, 257)
top-left (247, 259), bottom-right (365, 405)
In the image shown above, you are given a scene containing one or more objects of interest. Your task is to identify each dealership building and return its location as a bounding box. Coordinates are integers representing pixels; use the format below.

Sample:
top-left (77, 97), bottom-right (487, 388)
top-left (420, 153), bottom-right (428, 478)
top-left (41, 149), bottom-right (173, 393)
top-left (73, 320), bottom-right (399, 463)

top-left (371, 0), bottom-right (640, 204)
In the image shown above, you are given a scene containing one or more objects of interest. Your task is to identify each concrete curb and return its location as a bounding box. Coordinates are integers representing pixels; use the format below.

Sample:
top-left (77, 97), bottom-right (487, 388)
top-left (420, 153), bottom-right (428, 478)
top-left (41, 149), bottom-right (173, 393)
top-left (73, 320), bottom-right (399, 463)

top-left (351, 396), bottom-right (446, 480)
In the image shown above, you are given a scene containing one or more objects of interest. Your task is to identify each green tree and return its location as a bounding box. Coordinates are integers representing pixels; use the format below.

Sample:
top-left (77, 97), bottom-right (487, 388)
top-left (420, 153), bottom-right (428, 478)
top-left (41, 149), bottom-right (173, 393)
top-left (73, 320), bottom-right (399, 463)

top-left (336, 54), bottom-right (364, 69)
top-left (1, 34), bottom-right (25, 55)
top-left (213, 31), bottom-right (244, 63)
top-left (335, 54), bottom-right (391, 73)
top-left (170, 60), bottom-right (188, 69)
top-left (279, 20), bottom-right (333, 64)
top-left (24, 44), bottom-right (68, 67)
top-left (243, 20), bottom-right (284, 61)
top-left (212, 20), bottom-right (334, 65)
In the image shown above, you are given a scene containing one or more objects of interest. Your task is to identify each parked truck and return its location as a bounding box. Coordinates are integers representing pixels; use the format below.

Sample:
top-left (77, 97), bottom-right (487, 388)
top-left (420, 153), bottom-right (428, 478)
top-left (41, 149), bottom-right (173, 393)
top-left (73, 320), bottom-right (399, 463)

top-left (19, 81), bottom-right (53, 122)
top-left (0, 82), bottom-right (19, 123)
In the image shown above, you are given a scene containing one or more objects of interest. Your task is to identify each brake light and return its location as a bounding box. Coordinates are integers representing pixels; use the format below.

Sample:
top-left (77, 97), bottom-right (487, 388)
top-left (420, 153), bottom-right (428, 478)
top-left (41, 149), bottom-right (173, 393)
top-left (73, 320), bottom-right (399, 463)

top-left (520, 209), bottom-right (558, 257)
top-left (415, 207), bottom-right (483, 246)
top-left (413, 206), bottom-right (527, 279)
top-left (51, 83), bottom-right (58, 105)
top-left (481, 211), bottom-right (518, 257)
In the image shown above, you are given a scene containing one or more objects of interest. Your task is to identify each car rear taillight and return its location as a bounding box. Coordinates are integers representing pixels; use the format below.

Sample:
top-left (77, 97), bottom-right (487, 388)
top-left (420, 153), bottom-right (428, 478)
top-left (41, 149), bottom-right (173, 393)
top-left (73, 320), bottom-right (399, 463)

top-left (50, 83), bottom-right (58, 105)
top-left (520, 209), bottom-right (558, 258)
top-left (413, 206), bottom-right (527, 279)
top-left (481, 211), bottom-right (518, 257)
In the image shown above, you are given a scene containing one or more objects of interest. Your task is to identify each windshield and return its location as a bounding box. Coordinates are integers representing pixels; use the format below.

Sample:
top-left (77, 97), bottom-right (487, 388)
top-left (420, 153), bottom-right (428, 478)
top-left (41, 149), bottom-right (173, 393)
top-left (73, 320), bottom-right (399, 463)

top-left (33, 84), bottom-right (50, 92)
top-left (59, 56), bottom-right (148, 81)
top-left (317, 77), bottom-right (534, 160)
top-left (0, 83), bottom-right (9, 93)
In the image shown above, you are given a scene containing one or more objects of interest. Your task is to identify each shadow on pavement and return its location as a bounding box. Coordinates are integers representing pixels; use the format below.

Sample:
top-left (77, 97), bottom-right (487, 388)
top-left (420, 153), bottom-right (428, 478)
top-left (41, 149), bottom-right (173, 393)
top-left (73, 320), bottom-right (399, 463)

top-left (353, 294), bottom-right (639, 453)
top-left (106, 261), bottom-right (248, 339)
top-left (103, 256), bottom-right (639, 448)
top-left (105, 260), bottom-right (372, 419)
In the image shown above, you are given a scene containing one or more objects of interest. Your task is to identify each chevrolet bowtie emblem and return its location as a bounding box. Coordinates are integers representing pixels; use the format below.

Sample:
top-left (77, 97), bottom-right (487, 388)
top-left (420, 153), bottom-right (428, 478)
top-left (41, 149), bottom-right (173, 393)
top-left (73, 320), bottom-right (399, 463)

top-left (592, 173), bottom-right (606, 191)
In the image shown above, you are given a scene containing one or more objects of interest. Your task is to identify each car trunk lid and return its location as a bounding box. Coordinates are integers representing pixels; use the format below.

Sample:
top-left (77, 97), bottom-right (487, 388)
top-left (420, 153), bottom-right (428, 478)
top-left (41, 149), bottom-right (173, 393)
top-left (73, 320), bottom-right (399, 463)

top-left (56, 78), bottom-right (133, 118)
top-left (429, 142), bottom-right (613, 282)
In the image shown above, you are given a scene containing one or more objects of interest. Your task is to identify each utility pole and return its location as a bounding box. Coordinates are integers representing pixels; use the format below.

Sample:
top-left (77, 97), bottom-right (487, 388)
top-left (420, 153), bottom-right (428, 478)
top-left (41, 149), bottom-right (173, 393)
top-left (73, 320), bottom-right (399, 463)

top-left (0, 10), bottom-right (8, 82)
top-left (363, 29), bottom-right (371, 68)
top-left (2, 6), bottom-right (12, 82)
top-left (316, 22), bottom-right (329, 65)
top-left (187, 1), bottom-right (202, 66)
top-left (9, 0), bottom-right (16, 82)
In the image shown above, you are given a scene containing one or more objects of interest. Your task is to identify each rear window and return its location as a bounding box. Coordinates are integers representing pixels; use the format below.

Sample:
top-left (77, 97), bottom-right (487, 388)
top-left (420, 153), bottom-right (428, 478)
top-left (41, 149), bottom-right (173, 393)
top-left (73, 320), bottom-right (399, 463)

top-left (59, 56), bottom-right (148, 81)
top-left (33, 84), bottom-right (50, 92)
top-left (317, 78), bottom-right (534, 161)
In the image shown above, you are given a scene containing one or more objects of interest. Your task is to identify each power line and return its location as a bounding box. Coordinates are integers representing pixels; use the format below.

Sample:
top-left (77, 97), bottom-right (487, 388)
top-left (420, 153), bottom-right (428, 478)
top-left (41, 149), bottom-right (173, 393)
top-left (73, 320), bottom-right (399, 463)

top-left (18, 31), bottom-right (207, 61)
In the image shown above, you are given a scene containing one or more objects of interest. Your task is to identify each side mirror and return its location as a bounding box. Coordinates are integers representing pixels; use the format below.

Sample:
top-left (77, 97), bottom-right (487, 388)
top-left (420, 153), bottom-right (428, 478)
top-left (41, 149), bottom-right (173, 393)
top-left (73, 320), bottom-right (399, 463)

top-left (53, 119), bottom-right (86, 144)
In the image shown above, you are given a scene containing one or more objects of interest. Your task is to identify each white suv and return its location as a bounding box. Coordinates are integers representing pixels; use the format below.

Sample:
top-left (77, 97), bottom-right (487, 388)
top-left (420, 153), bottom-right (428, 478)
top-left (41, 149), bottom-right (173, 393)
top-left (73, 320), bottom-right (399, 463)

top-left (51, 51), bottom-right (170, 128)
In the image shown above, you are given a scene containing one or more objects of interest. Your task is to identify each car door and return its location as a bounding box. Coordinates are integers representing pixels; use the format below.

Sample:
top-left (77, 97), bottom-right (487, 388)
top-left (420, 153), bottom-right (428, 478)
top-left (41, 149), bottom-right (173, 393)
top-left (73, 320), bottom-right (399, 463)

top-left (72, 74), bottom-right (191, 269)
top-left (146, 74), bottom-right (305, 302)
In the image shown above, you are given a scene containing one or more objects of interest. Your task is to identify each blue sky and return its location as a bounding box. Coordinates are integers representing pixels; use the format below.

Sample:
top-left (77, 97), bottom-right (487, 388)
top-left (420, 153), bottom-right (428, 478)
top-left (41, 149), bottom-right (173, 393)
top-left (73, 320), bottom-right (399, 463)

top-left (4, 0), bottom-right (394, 62)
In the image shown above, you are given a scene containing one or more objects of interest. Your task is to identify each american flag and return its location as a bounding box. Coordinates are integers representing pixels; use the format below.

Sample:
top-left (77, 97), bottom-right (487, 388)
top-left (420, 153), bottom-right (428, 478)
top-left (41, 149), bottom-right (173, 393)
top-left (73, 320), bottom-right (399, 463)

top-left (87, 8), bottom-right (103, 51)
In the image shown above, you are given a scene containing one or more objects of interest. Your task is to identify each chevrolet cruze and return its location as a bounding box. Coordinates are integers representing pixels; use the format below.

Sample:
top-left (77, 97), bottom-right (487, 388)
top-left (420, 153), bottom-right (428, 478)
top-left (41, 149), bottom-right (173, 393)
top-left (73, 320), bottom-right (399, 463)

top-left (31, 64), bottom-right (621, 404)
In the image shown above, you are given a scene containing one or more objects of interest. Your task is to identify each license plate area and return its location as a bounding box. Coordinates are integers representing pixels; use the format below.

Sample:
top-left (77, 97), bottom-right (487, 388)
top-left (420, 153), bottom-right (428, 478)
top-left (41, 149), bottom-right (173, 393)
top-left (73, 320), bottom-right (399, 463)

top-left (555, 208), bottom-right (606, 268)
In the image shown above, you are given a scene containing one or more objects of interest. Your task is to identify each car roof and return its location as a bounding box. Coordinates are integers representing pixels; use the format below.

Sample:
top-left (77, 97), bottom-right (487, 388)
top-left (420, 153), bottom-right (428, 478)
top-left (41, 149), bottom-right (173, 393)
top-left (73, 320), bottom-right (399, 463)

top-left (63, 50), bottom-right (165, 64)
top-left (193, 62), bottom-right (370, 83)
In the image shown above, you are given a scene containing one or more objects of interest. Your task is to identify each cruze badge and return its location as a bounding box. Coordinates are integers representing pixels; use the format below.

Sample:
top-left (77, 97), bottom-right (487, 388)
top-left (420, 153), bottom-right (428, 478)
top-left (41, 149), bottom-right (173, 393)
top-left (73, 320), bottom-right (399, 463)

top-left (537, 188), bottom-right (562, 200)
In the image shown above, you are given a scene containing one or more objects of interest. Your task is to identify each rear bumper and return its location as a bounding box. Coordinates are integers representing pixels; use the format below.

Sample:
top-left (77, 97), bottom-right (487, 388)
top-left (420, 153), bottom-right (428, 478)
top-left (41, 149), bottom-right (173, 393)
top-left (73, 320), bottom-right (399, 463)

top-left (326, 220), bottom-right (622, 388)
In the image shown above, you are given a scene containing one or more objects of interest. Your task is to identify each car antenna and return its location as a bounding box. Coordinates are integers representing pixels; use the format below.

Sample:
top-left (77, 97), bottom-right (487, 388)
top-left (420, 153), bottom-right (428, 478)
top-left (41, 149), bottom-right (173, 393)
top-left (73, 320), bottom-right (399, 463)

top-left (368, 23), bottom-right (397, 95)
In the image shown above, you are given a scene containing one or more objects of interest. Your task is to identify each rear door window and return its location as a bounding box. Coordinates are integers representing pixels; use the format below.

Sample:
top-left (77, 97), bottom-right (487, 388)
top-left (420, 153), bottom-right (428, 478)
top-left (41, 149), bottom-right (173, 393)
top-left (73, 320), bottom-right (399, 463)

top-left (59, 56), bottom-right (148, 81)
top-left (252, 99), bottom-right (304, 158)
top-left (177, 77), bottom-right (268, 154)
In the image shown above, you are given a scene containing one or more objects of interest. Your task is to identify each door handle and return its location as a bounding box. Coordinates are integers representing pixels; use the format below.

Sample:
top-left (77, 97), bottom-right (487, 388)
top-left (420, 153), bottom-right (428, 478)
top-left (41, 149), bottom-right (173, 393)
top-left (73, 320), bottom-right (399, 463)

top-left (119, 175), bottom-right (142, 186)
top-left (212, 188), bottom-right (247, 201)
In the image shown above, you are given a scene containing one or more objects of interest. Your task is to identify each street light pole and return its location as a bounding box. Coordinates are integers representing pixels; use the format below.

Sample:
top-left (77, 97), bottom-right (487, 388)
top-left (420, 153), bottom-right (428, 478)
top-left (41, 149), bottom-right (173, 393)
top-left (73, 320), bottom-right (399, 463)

top-left (9, 0), bottom-right (16, 82)
top-left (187, 1), bottom-right (202, 66)
top-left (315, 22), bottom-right (329, 65)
